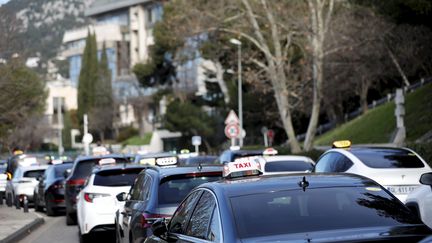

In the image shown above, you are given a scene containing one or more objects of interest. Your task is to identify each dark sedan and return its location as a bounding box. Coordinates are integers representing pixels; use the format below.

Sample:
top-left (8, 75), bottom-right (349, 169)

top-left (34, 161), bottom-right (73, 215)
top-left (147, 173), bottom-right (432, 242)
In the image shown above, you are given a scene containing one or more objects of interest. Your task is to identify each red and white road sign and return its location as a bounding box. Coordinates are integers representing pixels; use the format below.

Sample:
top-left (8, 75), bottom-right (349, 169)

top-left (225, 123), bottom-right (240, 139)
top-left (225, 110), bottom-right (240, 125)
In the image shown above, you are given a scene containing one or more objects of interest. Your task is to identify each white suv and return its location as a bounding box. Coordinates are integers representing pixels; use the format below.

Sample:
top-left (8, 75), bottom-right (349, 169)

top-left (405, 172), bottom-right (432, 228)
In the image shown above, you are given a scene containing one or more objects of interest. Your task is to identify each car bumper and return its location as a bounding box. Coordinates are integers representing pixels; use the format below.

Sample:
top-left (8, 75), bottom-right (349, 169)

top-left (81, 212), bottom-right (115, 234)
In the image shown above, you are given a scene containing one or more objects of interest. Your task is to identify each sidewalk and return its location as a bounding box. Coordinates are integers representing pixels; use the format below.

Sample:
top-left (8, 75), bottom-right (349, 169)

top-left (0, 204), bottom-right (44, 243)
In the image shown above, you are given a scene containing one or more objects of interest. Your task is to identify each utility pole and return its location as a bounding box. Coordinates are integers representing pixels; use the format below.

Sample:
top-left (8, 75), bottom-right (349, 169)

top-left (230, 38), bottom-right (244, 147)
top-left (83, 114), bottom-right (89, 156)
top-left (57, 98), bottom-right (64, 156)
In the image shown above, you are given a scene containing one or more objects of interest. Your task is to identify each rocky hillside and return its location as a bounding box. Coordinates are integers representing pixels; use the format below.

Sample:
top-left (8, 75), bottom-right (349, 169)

top-left (0, 0), bottom-right (93, 68)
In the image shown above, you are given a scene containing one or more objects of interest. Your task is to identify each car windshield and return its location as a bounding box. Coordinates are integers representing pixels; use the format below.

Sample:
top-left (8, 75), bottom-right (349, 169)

top-left (158, 173), bottom-right (222, 205)
top-left (93, 168), bottom-right (143, 187)
top-left (265, 160), bottom-right (313, 172)
top-left (73, 157), bottom-right (128, 179)
top-left (24, 169), bottom-right (45, 178)
top-left (230, 186), bottom-right (420, 239)
top-left (351, 148), bottom-right (425, 168)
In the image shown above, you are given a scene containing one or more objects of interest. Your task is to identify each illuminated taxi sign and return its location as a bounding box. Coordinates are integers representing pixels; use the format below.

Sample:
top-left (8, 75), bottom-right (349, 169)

top-left (156, 156), bottom-right (178, 166)
top-left (98, 158), bottom-right (116, 166)
top-left (139, 158), bottom-right (156, 165)
top-left (51, 159), bottom-right (63, 165)
top-left (332, 140), bottom-right (352, 149)
top-left (263, 148), bottom-right (278, 156)
top-left (223, 157), bottom-right (262, 178)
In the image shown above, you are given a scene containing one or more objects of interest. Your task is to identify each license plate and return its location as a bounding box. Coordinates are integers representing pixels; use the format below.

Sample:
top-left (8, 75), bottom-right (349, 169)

top-left (386, 186), bottom-right (418, 195)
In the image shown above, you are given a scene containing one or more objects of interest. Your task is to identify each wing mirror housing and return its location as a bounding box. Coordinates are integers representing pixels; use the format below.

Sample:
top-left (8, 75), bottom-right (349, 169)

top-left (64, 169), bottom-right (71, 179)
top-left (420, 172), bottom-right (432, 186)
top-left (116, 192), bottom-right (127, 202)
top-left (152, 218), bottom-right (168, 239)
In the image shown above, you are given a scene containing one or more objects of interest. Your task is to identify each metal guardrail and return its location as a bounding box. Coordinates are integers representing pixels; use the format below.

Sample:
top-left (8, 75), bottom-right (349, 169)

top-left (296, 77), bottom-right (432, 141)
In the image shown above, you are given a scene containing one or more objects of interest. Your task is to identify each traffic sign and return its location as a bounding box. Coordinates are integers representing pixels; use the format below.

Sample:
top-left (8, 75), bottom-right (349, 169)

top-left (192, 136), bottom-right (202, 146)
top-left (225, 110), bottom-right (240, 125)
top-left (224, 123), bottom-right (240, 139)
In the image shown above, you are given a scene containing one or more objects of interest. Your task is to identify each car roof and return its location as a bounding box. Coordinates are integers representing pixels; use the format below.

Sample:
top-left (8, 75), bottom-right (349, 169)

top-left (136, 152), bottom-right (177, 159)
top-left (225, 149), bottom-right (263, 155)
top-left (146, 165), bottom-right (223, 178)
top-left (262, 155), bottom-right (313, 162)
top-left (19, 165), bottom-right (49, 171)
top-left (201, 173), bottom-right (379, 197)
top-left (75, 154), bottom-right (129, 162)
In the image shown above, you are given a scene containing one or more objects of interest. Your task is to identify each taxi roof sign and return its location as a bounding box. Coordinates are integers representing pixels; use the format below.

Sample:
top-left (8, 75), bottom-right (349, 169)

top-left (263, 148), bottom-right (278, 156)
top-left (223, 157), bottom-right (262, 178)
top-left (332, 140), bottom-right (352, 149)
top-left (156, 156), bottom-right (177, 166)
top-left (98, 158), bottom-right (116, 166)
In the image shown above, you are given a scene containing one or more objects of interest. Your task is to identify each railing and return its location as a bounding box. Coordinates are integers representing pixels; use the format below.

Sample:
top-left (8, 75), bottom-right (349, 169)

top-left (296, 77), bottom-right (432, 141)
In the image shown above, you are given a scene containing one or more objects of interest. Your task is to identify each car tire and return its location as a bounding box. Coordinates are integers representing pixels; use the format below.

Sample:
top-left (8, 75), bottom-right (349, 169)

top-left (6, 193), bottom-right (12, 207)
top-left (66, 211), bottom-right (76, 225)
top-left (45, 199), bottom-right (55, 216)
top-left (78, 227), bottom-right (91, 243)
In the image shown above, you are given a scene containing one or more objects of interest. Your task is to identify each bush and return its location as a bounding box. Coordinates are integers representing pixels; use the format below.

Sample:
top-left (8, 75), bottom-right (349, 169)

top-left (116, 126), bottom-right (139, 142)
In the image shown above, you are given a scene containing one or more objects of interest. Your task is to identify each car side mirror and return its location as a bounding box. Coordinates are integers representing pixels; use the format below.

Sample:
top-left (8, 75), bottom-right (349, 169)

top-left (64, 169), bottom-right (71, 179)
top-left (152, 218), bottom-right (168, 239)
top-left (420, 172), bottom-right (432, 186)
top-left (116, 192), bottom-right (127, 202)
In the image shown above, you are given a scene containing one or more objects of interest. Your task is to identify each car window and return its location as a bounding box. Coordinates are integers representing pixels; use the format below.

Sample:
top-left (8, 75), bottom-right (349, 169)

top-left (230, 186), bottom-right (420, 239)
top-left (208, 206), bottom-right (221, 242)
top-left (314, 153), bottom-right (335, 172)
top-left (73, 158), bottom-right (128, 179)
top-left (140, 175), bottom-right (152, 201)
top-left (158, 174), bottom-right (221, 205)
top-left (24, 169), bottom-right (45, 178)
top-left (332, 153), bottom-right (353, 172)
top-left (351, 148), bottom-right (425, 168)
top-left (186, 191), bottom-right (216, 240)
top-left (265, 160), bottom-right (314, 172)
top-left (169, 190), bottom-right (203, 234)
top-left (130, 174), bottom-right (144, 200)
top-left (94, 168), bottom-right (143, 187)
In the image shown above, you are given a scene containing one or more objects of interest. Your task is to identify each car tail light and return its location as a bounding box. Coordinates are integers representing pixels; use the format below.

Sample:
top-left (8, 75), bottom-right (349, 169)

top-left (140, 213), bottom-right (171, 228)
top-left (67, 179), bottom-right (86, 186)
top-left (83, 193), bottom-right (109, 203)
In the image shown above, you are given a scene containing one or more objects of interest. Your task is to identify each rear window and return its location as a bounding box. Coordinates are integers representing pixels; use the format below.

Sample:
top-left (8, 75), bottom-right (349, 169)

top-left (231, 186), bottom-right (420, 239)
top-left (94, 168), bottom-right (143, 187)
top-left (73, 158), bottom-right (128, 178)
top-left (24, 169), bottom-right (45, 178)
top-left (184, 156), bottom-right (218, 165)
top-left (158, 173), bottom-right (222, 205)
top-left (351, 149), bottom-right (424, 168)
top-left (265, 161), bottom-right (313, 172)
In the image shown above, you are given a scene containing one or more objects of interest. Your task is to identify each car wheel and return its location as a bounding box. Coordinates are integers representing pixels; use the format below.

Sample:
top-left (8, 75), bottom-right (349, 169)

top-left (45, 198), bottom-right (55, 216)
top-left (66, 211), bottom-right (76, 225)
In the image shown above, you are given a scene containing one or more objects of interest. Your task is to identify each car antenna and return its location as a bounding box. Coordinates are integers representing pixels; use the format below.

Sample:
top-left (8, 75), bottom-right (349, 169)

top-left (298, 176), bottom-right (309, 192)
top-left (197, 163), bottom-right (202, 172)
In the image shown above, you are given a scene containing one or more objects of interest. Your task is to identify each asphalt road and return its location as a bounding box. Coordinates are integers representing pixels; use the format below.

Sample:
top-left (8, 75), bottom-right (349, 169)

top-left (18, 210), bottom-right (115, 243)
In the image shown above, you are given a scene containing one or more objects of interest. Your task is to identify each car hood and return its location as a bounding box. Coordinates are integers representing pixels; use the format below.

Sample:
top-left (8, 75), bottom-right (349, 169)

top-left (241, 225), bottom-right (432, 243)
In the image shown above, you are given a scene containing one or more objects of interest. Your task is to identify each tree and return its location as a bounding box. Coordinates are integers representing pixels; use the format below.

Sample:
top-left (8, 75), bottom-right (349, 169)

top-left (89, 42), bottom-right (114, 141)
top-left (0, 59), bottom-right (47, 148)
top-left (77, 31), bottom-right (98, 127)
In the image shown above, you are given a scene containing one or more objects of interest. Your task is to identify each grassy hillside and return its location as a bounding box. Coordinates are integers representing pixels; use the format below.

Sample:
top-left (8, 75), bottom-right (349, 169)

top-left (315, 83), bottom-right (432, 146)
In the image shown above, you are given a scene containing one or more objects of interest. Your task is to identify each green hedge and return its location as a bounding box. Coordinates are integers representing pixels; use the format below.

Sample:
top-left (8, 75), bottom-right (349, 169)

top-left (406, 142), bottom-right (432, 167)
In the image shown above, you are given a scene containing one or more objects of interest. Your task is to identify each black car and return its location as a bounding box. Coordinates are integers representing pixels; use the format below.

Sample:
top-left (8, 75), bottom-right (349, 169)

top-left (147, 173), bottom-right (432, 242)
top-left (34, 161), bottom-right (73, 215)
top-left (116, 166), bottom-right (223, 243)
top-left (64, 154), bottom-right (129, 225)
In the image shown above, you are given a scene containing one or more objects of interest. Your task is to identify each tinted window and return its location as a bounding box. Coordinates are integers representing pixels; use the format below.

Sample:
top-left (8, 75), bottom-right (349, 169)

top-left (186, 191), bottom-right (216, 239)
top-left (184, 156), bottom-right (218, 165)
top-left (314, 152), bottom-right (353, 172)
top-left (208, 207), bottom-right (221, 242)
top-left (73, 158), bottom-right (128, 178)
top-left (169, 191), bottom-right (203, 234)
top-left (24, 169), bottom-right (45, 178)
top-left (265, 161), bottom-right (313, 172)
top-left (94, 168), bottom-right (143, 187)
top-left (230, 187), bottom-right (420, 239)
top-left (54, 164), bottom-right (73, 178)
top-left (352, 149), bottom-right (425, 168)
top-left (158, 173), bottom-right (221, 205)
top-left (139, 175), bottom-right (152, 201)
top-left (130, 174), bottom-right (145, 200)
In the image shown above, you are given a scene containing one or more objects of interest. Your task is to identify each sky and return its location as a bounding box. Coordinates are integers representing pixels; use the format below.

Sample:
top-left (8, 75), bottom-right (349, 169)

top-left (0, 0), bottom-right (9, 5)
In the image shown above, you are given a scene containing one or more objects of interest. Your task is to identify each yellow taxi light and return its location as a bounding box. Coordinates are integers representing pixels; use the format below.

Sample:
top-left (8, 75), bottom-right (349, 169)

top-left (332, 140), bottom-right (352, 149)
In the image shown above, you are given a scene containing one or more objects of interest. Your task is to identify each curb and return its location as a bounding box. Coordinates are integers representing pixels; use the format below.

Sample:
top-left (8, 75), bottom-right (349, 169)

top-left (0, 216), bottom-right (45, 243)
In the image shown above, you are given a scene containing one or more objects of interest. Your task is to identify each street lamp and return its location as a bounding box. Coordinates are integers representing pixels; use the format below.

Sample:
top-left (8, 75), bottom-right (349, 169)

top-left (229, 38), bottom-right (243, 147)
